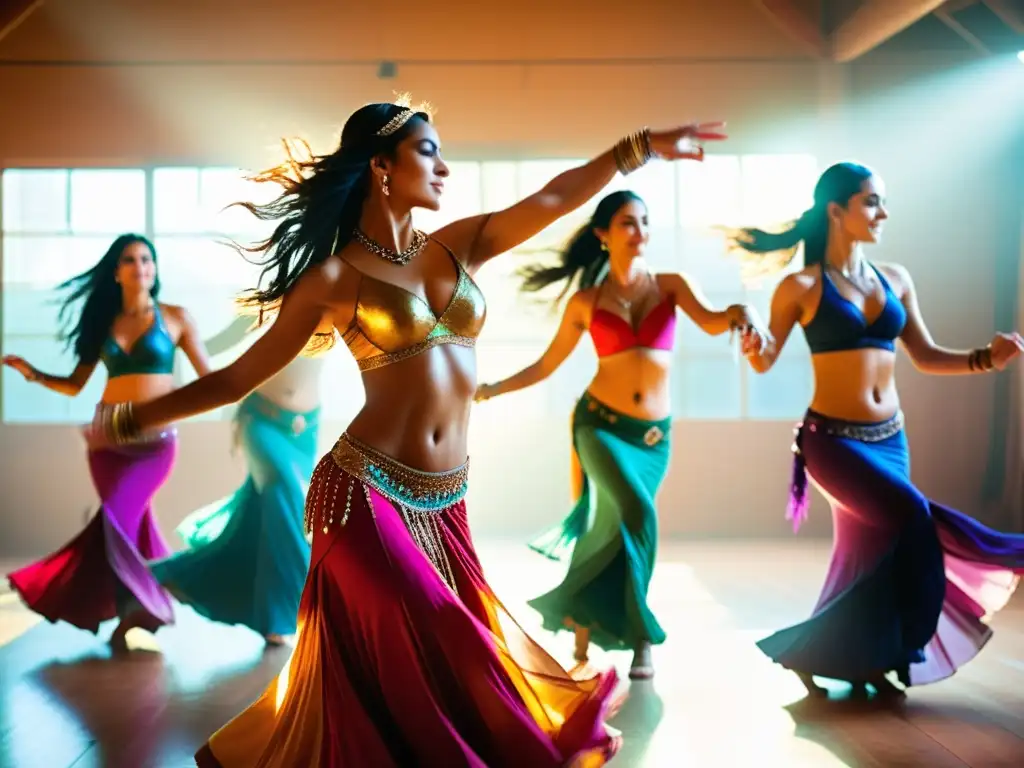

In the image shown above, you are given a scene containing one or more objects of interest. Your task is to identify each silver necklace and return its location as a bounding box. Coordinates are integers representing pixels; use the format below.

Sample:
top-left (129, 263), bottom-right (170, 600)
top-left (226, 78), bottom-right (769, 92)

top-left (352, 228), bottom-right (428, 266)
top-left (605, 271), bottom-right (652, 310)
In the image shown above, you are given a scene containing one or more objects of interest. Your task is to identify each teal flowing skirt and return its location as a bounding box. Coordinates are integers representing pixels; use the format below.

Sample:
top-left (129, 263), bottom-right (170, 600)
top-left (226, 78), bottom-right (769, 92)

top-left (151, 392), bottom-right (319, 636)
top-left (528, 393), bottom-right (670, 651)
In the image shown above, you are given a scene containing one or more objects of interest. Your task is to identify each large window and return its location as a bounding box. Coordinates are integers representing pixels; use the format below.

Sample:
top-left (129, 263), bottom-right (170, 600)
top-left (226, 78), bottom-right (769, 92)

top-left (1, 154), bottom-right (816, 424)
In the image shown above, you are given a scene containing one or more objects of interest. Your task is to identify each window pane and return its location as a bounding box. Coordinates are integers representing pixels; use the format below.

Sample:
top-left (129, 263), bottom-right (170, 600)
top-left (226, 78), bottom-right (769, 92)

top-left (2, 235), bottom-right (115, 291)
top-left (69, 170), bottom-right (146, 233)
top-left (476, 339), bottom-right (595, 421)
top-left (740, 154), bottom-right (818, 225)
top-left (153, 167), bottom-right (201, 233)
top-left (2, 336), bottom-right (76, 423)
top-left (417, 162), bottom-right (483, 232)
top-left (678, 154), bottom-right (740, 229)
top-left (746, 358), bottom-right (813, 420)
top-left (481, 162), bottom-right (518, 212)
top-left (604, 160), bottom-right (677, 228)
top-left (671, 353), bottom-right (742, 419)
top-left (154, 236), bottom-right (261, 288)
top-left (677, 230), bottom-right (742, 293)
top-left (201, 168), bottom-right (277, 238)
top-left (2, 169), bottom-right (68, 232)
top-left (473, 257), bottom-right (560, 343)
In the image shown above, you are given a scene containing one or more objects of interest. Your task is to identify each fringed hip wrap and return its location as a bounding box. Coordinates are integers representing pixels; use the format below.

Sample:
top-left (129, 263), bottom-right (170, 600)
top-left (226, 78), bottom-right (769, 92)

top-left (787, 409), bottom-right (906, 533)
top-left (305, 433), bottom-right (470, 593)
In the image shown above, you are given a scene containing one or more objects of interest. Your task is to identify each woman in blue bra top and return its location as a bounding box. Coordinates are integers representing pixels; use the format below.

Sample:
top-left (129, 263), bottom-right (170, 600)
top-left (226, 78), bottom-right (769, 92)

top-left (729, 161), bottom-right (1024, 698)
top-left (86, 100), bottom-right (725, 766)
top-left (3, 234), bottom-right (212, 652)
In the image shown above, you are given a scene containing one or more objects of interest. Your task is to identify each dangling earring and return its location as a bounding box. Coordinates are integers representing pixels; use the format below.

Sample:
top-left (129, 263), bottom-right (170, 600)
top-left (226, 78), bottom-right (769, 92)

top-left (600, 241), bottom-right (609, 252)
top-left (382, 175), bottom-right (390, 197)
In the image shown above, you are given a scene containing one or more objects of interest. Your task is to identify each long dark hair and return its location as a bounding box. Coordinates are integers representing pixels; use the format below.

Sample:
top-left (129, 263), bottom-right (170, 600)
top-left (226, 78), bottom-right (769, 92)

top-left (230, 102), bottom-right (431, 338)
top-left (519, 190), bottom-right (645, 302)
top-left (728, 161), bottom-right (874, 274)
top-left (56, 234), bottom-right (159, 364)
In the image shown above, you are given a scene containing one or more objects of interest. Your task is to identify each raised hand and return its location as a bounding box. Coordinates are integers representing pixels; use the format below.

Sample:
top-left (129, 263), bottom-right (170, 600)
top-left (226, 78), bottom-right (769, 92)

top-left (649, 122), bottom-right (728, 162)
top-left (989, 332), bottom-right (1024, 371)
top-left (2, 354), bottom-right (37, 382)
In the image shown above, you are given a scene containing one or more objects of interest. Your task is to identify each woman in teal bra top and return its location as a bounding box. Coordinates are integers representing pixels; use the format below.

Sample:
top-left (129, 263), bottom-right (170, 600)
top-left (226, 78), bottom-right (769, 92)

top-left (4, 233), bottom-right (212, 652)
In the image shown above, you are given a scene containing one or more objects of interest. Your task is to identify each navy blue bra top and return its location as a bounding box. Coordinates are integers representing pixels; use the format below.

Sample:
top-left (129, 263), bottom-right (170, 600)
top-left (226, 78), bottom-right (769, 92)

top-left (99, 304), bottom-right (176, 377)
top-left (803, 263), bottom-right (906, 355)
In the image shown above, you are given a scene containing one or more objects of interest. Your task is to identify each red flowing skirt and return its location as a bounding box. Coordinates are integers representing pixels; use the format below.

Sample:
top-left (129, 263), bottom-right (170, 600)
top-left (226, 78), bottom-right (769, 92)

top-left (196, 448), bottom-right (623, 767)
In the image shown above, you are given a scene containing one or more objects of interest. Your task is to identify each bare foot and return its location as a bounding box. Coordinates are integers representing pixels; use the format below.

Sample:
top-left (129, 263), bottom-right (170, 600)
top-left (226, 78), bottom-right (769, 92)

top-left (795, 671), bottom-right (828, 697)
top-left (573, 625), bottom-right (590, 663)
top-left (629, 642), bottom-right (654, 680)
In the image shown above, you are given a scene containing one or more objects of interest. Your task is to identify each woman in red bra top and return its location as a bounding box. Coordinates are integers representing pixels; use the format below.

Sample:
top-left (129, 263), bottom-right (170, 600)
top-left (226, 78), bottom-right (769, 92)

top-left (475, 190), bottom-right (767, 679)
top-left (85, 100), bottom-right (726, 766)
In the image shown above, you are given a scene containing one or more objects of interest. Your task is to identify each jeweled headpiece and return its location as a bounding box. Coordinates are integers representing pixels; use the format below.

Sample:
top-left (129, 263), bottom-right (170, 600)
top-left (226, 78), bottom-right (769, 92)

top-left (376, 109), bottom-right (415, 137)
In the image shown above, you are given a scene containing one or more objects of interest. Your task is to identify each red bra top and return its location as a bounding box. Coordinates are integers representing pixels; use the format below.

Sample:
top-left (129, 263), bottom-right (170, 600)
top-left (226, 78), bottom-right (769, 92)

top-left (590, 297), bottom-right (677, 358)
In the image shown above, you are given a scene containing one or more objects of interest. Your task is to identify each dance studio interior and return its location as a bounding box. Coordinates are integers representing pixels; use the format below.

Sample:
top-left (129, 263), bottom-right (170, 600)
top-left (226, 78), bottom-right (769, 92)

top-left (1, 1), bottom-right (1022, 766)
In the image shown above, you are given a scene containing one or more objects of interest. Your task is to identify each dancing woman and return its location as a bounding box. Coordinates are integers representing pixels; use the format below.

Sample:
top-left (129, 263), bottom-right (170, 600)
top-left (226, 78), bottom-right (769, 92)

top-left (475, 190), bottom-right (765, 679)
top-left (3, 234), bottom-right (212, 650)
top-left (730, 161), bottom-right (1024, 696)
top-left (86, 101), bottom-right (724, 766)
top-left (150, 316), bottom-right (324, 645)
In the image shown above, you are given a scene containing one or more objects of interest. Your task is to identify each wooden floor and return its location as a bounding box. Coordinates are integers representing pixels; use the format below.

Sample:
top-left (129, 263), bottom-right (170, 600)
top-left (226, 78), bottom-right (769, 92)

top-left (1, 540), bottom-right (1021, 768)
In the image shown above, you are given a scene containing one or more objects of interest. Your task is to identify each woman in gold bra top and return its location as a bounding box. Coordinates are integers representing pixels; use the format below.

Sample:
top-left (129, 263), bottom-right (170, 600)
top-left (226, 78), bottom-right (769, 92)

top-left (87, 99), bottom-right (726, 767)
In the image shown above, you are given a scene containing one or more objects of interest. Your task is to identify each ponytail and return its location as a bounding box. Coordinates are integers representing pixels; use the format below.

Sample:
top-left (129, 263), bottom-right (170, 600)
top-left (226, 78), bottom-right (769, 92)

top-left (725, 161), bottom-right (874, 277)
top-left (519, 190), bottom-right (644, 303)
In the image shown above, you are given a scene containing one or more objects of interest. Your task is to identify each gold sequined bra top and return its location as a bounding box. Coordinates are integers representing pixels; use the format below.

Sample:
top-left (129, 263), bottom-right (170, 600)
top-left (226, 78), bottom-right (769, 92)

top-left (341, 242), bottom-right (487, 371)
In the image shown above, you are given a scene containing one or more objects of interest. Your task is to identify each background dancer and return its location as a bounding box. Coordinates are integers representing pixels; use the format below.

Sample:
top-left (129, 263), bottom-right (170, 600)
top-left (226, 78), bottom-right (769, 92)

top-left (4, 234), bottom-right (212, 651)
top-left (731, 161), bottom-right (1024, 697)
top-left (476, 189), bottom-right (766, 679)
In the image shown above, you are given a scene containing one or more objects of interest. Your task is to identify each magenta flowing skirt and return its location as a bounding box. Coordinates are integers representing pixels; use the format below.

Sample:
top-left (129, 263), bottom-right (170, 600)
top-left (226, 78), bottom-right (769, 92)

top-left (7, 433), bottom-right (178, 634)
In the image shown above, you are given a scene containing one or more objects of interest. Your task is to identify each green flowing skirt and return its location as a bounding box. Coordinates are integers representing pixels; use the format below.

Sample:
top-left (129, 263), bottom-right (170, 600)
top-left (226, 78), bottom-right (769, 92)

top-left (528, 392), bottom-right (670, 651)
top-left (151, 392), bottom-right (319, 636)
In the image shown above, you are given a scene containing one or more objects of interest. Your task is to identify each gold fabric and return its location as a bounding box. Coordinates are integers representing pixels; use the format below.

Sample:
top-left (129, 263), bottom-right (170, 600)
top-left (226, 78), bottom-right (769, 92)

top-left (342, 247), bottom-right (486, 372)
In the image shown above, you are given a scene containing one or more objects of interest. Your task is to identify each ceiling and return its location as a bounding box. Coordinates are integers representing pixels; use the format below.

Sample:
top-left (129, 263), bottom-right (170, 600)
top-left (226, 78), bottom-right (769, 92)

top-left (755, 0), bottom-right (1023, 61)
top-left (2, 1), bottom-right (1022, 62)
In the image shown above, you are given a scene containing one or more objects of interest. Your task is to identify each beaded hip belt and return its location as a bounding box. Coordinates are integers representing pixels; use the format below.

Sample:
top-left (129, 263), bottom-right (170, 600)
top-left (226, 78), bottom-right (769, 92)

top-left (330, 433), bottom-right (469, 512)
top-left (801, 409), bottom-right (905, 443)
top-left (306, 433), bottom-right (469, 593)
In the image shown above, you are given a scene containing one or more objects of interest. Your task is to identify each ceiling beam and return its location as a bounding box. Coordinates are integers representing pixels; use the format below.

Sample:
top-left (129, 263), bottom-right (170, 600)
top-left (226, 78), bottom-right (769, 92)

top-left (831, 0), bottom-right (950, 61)
top-left (935, 7), bottom-right (992, 52)
top-left (0, 0), bottom-right (43, 45)
top-left (752, 0), bottom-right (829, 58)
top-left (983, 0), bottom-right (1024, 33)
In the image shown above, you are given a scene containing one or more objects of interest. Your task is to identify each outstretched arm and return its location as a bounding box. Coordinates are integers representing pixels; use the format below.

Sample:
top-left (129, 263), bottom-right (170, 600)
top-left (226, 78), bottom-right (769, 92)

top-left (658, 272), bottom-right (751, 336)
top-left (433, 123), bottom-right (726, 271)
top-left (2, 355), bottom-right (98, 397)
top-left (743, 273), bottom-right (805, 374)
top-left (476, 292), bottom-right (589, 401)
top-left (108, 261), bottom-right (343, 435)
top-left (891, 263), bottom-right (1023, 374)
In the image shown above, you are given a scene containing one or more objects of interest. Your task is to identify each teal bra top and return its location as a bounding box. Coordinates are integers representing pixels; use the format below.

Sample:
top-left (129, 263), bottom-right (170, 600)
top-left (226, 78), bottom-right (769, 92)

top-left (99, 304), bottom-right (176, 377)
